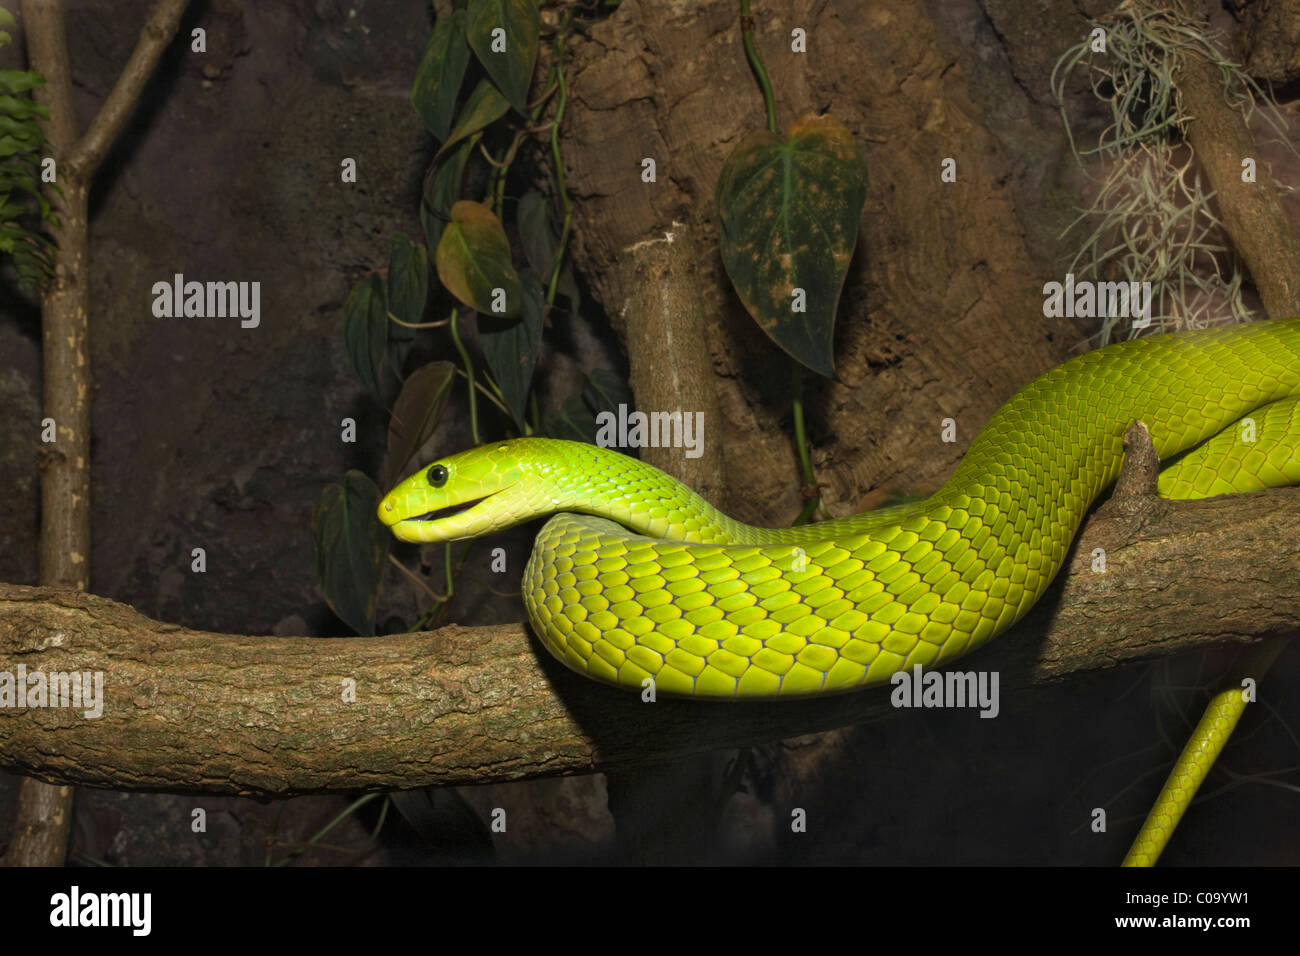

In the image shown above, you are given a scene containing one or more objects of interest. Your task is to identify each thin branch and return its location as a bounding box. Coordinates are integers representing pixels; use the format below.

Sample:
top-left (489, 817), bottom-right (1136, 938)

top-left (21, 0), bottom-right (77, 156)
top-left (67, 0), bottom-right (189, 179)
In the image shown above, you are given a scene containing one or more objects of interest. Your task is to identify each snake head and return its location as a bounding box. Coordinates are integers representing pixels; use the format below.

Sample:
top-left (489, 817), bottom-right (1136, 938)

top-left (377, 440), bottom-right (541, 543)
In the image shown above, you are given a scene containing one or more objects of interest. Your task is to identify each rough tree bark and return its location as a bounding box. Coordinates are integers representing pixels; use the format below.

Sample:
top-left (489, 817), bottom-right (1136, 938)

top-left (1, 476), bottom-right (1297, 798)
top-left (601, 222), bottom-right (730, 861)
top-left (4, 0), bottom-right (190, 867)
top-left (555, 0), bottom-right (1080, 526)
top-left (614, 224), bottom-right (726, 505)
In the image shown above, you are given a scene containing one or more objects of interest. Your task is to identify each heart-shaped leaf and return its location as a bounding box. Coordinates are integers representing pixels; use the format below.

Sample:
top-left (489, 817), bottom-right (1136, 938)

top-left (311, 471), bottom-right (390, 636)
top-left (387, 235), bottom-right (429, 330)
top-left (381, 360), bottom-right (457, 492)
top-left (385, 236), bottom-right (427, 381)
top-left (466, 0), bottom-right (539, 115)
top-left (479, 267), bottom-right (543, 429)
top-left (410, 9), bottom-right (470, 140)
top-left (342, 274), bottom-right (389, 398)
top-left (434, 79), bottom-right (509, 163)
top-left (716, 113), bottom-right (867, 378)
top-left (435, 199), bottom-right (522, 317)
top-left (421, 134), bottom-right (474, 252)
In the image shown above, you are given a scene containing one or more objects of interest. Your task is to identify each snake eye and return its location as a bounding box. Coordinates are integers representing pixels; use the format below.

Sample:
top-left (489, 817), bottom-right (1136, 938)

top-left (427, 464), bottom-right (449, 488)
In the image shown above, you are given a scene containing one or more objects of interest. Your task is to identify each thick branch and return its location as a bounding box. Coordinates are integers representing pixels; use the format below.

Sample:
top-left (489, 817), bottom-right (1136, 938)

top-left (610, 222), bottom-right (728, 858)
top-left (1, 487), bottom-right (1296, 798)
top-left (614, 222), bottom-right (726, 504)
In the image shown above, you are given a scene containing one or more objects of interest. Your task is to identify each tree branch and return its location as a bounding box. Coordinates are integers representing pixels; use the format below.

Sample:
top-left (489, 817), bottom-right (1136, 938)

top-left (8, 0), bottom-right (190, 867)
top-left (66, 0), bottom-right (189, 179)
top-left (615, 222), bottom-right (726, 504)
top-left (1, 485), bottom-right (1296, 798)
top-left (20, 0), bottom-right (77, 155)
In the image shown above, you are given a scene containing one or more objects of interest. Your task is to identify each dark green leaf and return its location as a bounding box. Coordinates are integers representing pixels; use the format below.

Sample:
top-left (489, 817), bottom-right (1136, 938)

top-left (388, 789), bottom-right (494, 856)
top-left (557, 259), bottom-right (579, 308)
top-left (0, 69), bottom-right (43, 94)
top-left (342, 274), bottom-right (389, 398)
top-left (519, 188), bottom-right (578, 307)
top-left (540, 369), bottom-right (630, 444)
top-left (0, 115), bottom-right (42, 139)
top-left (387, 235), bottom-right (429, 330)
top-left (479, 267), bottom-right (542, 428)
top-left (542, 392), bottom-right (598, 443)
top-left (517, 189), bottom-right (555, 278)
top-left (435, 199), bottom-right (522, 316)
top-left (311, 471), bottom-right (390, 636)
top-left (0, 65), bottom-right (55, 288)
top-left (0, 133), bottom-right (39, 156)
top-left (435, 79), bottom-right (509, 163)
top-left (582, 368), bottom-right (632, 418)
top-left (410, 10), bottom-right (471, 140)
top-left (716, 113), bottom-right (867, 378)
top-left (420, 134), bottom-right (475, 252)
top-left (0, 95), bottom-right (47, 119)
top-left (466, 0), bottom-right (540, 114)
top-left (386, 236), bottom-right (427, 378)
top-left (381, 360), bottom-right (457, 492)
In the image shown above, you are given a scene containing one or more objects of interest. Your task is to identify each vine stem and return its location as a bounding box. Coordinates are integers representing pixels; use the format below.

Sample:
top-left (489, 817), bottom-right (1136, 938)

top-left (740, 0), bottom-right (777, 134)
top-left (790, 363), bottom-right (822, 525)
top-left (270, 793), bottom-right (384, 867)
top-left (453, 366), bottom-right (514, 420)
top-left (546, 36), bottom-right (574, 307)
top-left (448, 307), bottom-right (480, 444)
top-left (388, 553), bottom-right (448, 603)
top-left (410, 540), bottom-right (472, 631)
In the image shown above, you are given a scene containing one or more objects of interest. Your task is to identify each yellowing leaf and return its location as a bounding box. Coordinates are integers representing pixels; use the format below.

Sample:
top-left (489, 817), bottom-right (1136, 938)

top-left (716, 113), bottom-right (867, 378)
top-left (435, 200), bottom-right (522, 317)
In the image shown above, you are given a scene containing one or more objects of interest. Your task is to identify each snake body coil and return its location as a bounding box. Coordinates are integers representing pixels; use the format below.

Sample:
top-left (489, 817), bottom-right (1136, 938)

top-left (380, 317), bottom-right (1300, 699)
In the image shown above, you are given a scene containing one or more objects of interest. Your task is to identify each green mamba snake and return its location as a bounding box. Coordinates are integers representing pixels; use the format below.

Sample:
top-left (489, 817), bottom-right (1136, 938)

top-left (379, 316), bottom-right (1300, 862)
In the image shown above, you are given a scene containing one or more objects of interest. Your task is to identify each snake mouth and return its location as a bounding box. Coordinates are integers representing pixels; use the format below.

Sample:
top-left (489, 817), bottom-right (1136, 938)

top-left (388, 491), bottom-right (500, 543)
top-left (409, 493), bottom-right (493, 523)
